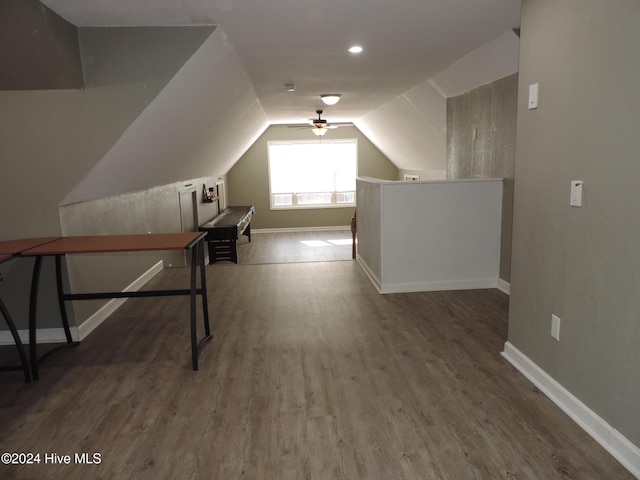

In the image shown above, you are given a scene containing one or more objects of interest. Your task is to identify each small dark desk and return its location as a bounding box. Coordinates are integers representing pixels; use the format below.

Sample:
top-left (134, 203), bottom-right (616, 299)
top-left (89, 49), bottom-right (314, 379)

top-left (0, 237), bottom-right (60, 382)
top-left (199, 205), bottom-right (255, 264)
top-left (20, 232), bottom-right (211, 379)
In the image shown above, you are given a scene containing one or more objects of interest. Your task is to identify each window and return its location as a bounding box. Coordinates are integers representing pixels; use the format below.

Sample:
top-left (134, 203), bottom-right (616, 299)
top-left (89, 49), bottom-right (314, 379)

top-left (268, 139), bottom-right (357, 209)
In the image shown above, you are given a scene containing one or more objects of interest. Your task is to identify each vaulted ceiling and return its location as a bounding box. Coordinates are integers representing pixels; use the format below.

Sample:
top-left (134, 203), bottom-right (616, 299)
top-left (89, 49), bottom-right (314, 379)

top-left (1, 0), bottom-right (521, 209)
top-left (40, 0), bottom-right (521, 125)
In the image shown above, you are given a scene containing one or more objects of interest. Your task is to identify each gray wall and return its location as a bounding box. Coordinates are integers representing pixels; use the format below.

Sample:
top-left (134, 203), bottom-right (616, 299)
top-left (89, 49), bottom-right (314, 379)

top-left (227, 125), bottom-right (398, 229)
top-left (510, 0), bottom-right (640, 447)
top-left (0, 26), bottom-right (212, 240)
top-left (0, 0), bottom-right (83, 90)
top-left (446, 74), bottom-right (518, 283)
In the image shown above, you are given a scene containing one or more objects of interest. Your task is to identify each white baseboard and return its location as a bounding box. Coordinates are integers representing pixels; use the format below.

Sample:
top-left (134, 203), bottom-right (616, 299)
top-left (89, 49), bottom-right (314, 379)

top-left (355, 259), bottom-right (499, 294)
top-left (0, 261), bottom-right (163, 345)
top-left (0, 327), bottom-right (81, 345)
top-left (253, 226), bottom-right (350, 234)
top-left (379, 278), bottom-right (498, 294)
top-left (497, 278), bottom-right (510, 295)
top-left (502, 342), bottom-right (640, 479)
top-left (76, 260), bottom-right (163, 341)
top-left (355, 257), bottom-right (383, 293)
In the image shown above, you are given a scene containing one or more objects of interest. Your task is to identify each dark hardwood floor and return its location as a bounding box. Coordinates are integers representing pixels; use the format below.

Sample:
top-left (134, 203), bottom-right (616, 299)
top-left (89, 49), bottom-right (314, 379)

top-left (0, 234), bottom-right (634, 479)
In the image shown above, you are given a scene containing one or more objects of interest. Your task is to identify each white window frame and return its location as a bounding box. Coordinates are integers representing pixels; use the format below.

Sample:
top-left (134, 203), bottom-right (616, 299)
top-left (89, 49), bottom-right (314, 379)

top-left (267, 139), bottom-right (358, 210)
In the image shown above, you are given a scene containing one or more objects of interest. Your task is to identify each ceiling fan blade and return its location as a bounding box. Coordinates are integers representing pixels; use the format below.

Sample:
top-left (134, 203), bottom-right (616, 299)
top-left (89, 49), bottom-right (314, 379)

top-left (325, 122), bottom-right (353, 128)
top-left (284, 111), bottom-right (354, 131)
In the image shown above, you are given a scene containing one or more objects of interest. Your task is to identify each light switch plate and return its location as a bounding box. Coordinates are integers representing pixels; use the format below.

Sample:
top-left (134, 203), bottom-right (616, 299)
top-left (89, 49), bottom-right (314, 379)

top-left (528, 83), bottom-right (539, 109)
top-left (570, 180), bottom-right (583, 207)
top-left (551, 314), bottom-right (561, 341)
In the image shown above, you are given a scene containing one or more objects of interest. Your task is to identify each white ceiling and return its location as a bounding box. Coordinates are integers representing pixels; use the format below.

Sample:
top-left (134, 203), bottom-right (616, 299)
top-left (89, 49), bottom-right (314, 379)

top-left (41, 0), bottom-right (521, 126)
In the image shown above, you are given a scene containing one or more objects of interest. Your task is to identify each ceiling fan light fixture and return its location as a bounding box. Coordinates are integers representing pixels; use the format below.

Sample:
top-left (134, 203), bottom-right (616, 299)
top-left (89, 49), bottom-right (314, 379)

top-left (320, 94), bottom-right (341, 105)
top-left (312, 127), bottom-right (328, 136)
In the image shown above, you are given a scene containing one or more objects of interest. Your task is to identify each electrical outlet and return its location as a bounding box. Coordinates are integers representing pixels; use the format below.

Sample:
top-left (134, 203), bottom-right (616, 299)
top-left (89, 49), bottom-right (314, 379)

top-left (551, 314), bottom-right (561, 341)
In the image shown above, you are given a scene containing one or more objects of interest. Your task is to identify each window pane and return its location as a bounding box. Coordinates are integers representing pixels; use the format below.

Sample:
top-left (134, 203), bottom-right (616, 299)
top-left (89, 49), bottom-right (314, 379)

top-left (336, 192), bottom-right (355, 204)
top-left (297, 193), bottom-right (332, 205)
top-left (273, 194), bottom-right (293, 206)
top-left (268, 140), bottom-right (357, 209)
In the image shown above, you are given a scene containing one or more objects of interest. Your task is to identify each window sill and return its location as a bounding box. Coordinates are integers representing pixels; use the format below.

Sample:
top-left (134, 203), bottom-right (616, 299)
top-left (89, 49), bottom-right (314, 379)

top-left (270, 203), bottom-right (356, 211)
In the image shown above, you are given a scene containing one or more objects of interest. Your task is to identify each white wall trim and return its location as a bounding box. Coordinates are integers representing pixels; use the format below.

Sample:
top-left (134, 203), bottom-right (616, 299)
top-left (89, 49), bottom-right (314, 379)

top-left (76, 260), bottom-right (163, 341)
top-left (497, 278), bottom-right (510, 295)
top-left (502, 342), bottom-right (640, 479)
top-left (356, 257), bottom-right (383, 294)
top-left (0, 261), bottom-right (163, 345)
top-left (0, 327), bottom-right (81, 345)
top-left (356, 257), bottom-right (499, 295)
top-left (379, 278), bottom-right (498, 294)
top-left (253, 226), bottom-right (350, 234)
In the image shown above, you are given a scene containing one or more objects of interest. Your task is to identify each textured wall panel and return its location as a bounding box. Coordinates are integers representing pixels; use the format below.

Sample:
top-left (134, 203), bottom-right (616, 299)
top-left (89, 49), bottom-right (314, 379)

top-left (446, 73), bottom-right (518, 282)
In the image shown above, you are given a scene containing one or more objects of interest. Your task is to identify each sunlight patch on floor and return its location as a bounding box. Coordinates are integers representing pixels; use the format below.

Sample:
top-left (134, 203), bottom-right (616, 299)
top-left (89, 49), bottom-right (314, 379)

top-left (327, 239), bottom-right (352, 246)
top-left (300, 238), bottom-right (352, 248)
top-left (300, 240), bottom-right (331, 247)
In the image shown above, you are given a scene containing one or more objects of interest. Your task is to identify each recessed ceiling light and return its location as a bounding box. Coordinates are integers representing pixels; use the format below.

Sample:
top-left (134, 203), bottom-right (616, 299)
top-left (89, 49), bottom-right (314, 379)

top-left (320, 94), bottom-right (341, 105)
top-left (348, 45), bottom-right (363, 54)
top-left (284, 83), bottom-right (296, 92)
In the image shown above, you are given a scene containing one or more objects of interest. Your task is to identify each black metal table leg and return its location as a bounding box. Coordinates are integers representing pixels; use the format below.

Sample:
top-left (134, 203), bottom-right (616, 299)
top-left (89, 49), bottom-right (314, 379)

top-left (199, 239), bottom-right (211, 338)
top-left (29, 254), bottom-right (77, 380)
top-left (0, 297), bottom-right (31, 383)
top-left (28, 255), bottom-right (43, 380)
top-left (189, 239), bottom-right (213, 371)
top-left (55, 254), bottom-right (74, 344)
top-left (190, 240), bottom-right (199, 370)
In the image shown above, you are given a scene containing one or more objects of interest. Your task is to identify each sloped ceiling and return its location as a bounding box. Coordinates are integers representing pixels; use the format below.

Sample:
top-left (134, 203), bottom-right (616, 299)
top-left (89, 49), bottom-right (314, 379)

top-left (40, 0), bottom-right (521, 125)
top-left (356, 29), bottom-right (521, 176)
top-left (430, 29), bottom-right (521, 99)
top-left (62, 29), bottom-right (268, 205)
top-left (42, 0), bottom-right (520, 186)
top-left (356, 80), bottom-right (448, 177)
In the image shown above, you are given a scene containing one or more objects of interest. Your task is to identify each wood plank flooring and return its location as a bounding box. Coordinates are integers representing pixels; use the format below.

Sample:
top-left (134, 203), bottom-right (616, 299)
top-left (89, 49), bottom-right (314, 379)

top-left (227, 230), bottom-right (353, 265)
top-left (0, 253), bottom-right (634, 478)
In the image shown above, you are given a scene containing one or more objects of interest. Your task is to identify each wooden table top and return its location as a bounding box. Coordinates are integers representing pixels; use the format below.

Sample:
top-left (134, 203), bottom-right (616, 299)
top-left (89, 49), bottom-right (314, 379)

top-left (0, 237), bottom-right (60, 255)
top-left (19, 232), bottom-right (207, 256)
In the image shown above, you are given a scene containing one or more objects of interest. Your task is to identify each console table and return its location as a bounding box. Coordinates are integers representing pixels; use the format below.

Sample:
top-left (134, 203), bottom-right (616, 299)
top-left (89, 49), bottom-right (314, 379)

top-left (199, 205), bottom-right (255, 264)
top-left (19, 232), bottom-right (212, 379)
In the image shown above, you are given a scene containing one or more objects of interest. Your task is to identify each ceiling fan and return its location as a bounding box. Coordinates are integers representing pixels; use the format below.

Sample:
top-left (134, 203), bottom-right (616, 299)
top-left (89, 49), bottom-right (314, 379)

top-left (288, 110), bottom-right (353, 136)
